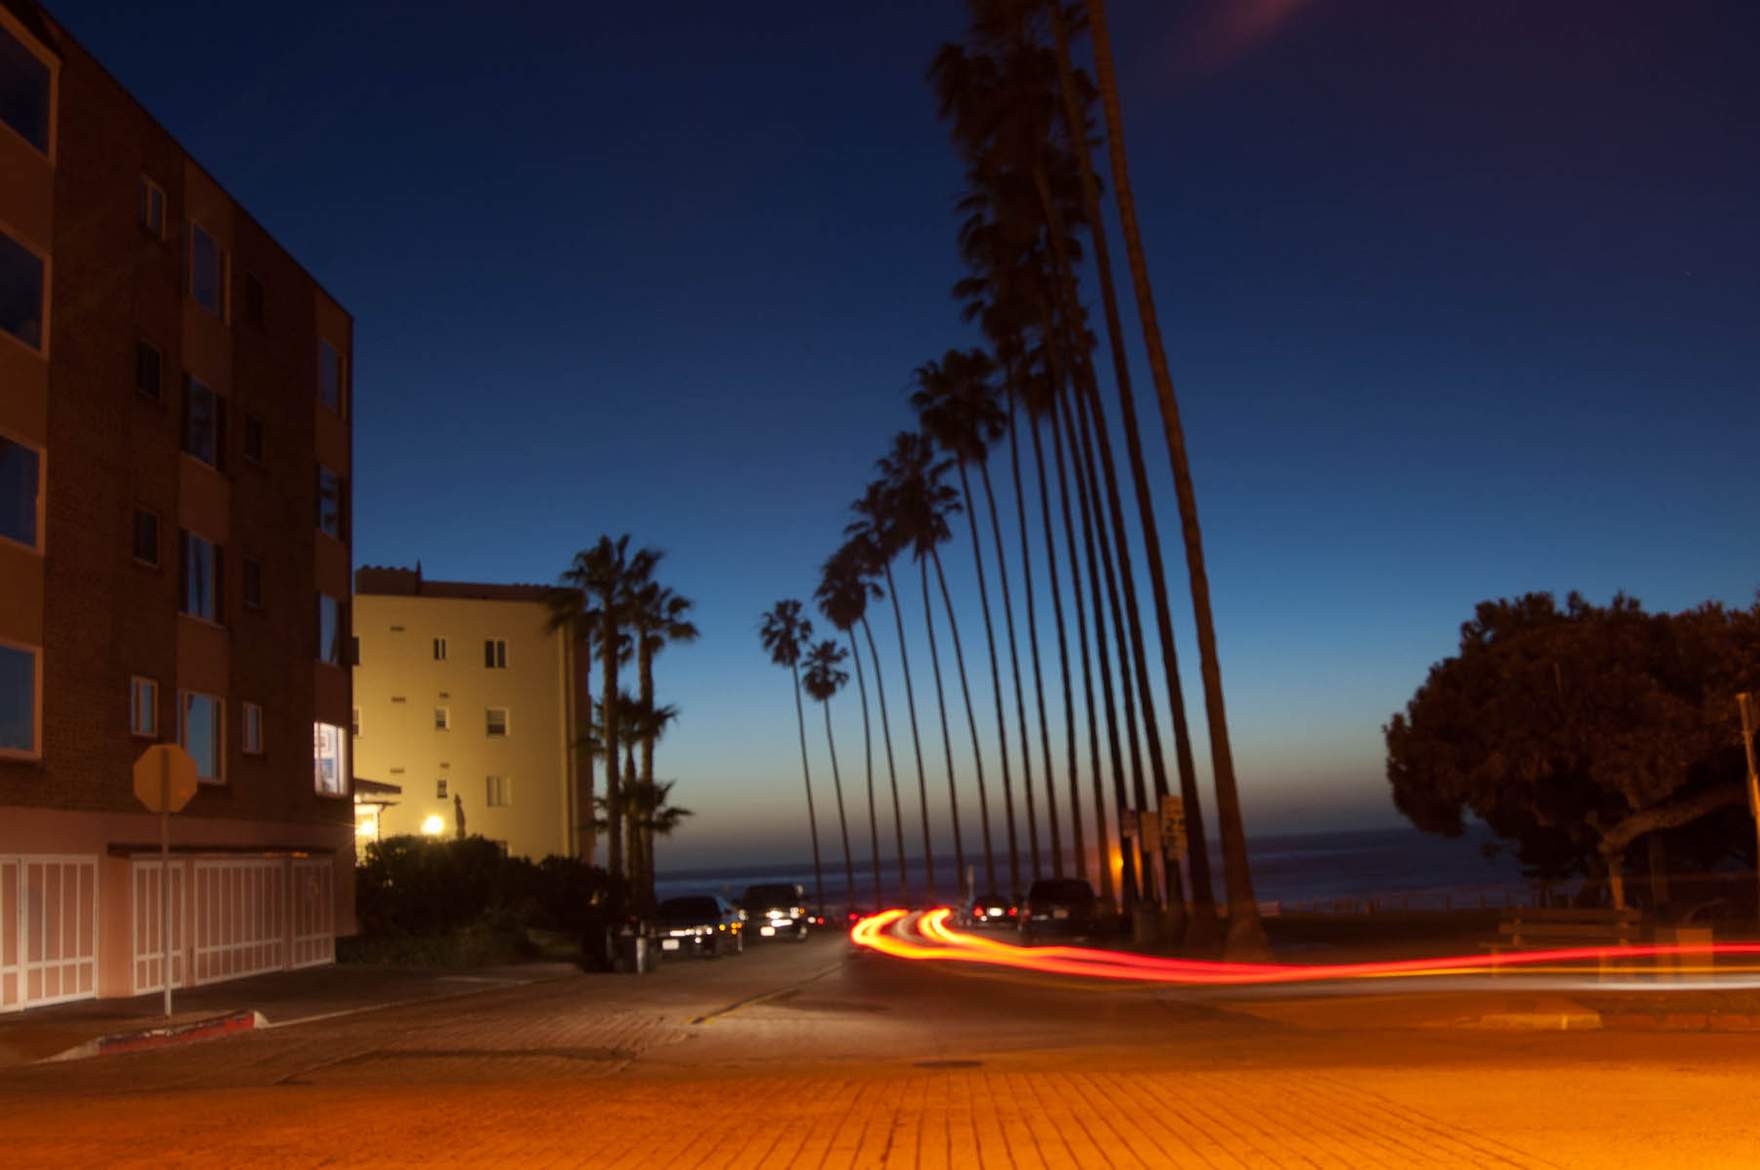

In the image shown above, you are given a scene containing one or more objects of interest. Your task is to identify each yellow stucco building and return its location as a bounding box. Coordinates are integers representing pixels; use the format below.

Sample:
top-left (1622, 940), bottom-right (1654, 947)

top-left (351, 566), bottom-right (587, 861)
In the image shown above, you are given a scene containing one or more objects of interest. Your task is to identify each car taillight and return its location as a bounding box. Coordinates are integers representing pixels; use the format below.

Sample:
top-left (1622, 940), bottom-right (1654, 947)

top-left (1007, 906), bottom-right (1018, 916)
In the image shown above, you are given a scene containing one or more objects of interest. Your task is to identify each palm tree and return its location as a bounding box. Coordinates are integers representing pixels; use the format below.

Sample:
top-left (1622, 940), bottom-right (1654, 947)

top-left (759, 599), bottom-right (825, 916)
top-left (561, 536), bottom-right (656, 893)
top-left (630, 577), bottom-right (699, 884)
top-left (545, 581), bottom-right (597, 864)
top-left (817, 545), bottom-right (891, 907)
top-left (848, 485), bottom-right (935, 900)
top-left (1059, 0), bottom-right (1258, 951)
top-left (879, 430), bottom-right (991, 902)
top-left (801, 639), bottom-right (856, 910)
top-left (911, 349), bottom-right (1032, 894)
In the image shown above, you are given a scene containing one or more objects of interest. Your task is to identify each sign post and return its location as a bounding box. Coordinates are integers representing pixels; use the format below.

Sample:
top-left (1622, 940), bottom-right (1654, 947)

top-left (1739, 694), bottom-right (1759, 928)
top-left (1159, 795), bottom-right (1187, 858)
top-left (133, 745), bottom-right (199, 1018)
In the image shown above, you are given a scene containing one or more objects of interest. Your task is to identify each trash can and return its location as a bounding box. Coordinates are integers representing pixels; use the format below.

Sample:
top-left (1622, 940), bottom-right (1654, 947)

top-left (615, 928), bottom-right (650, 974)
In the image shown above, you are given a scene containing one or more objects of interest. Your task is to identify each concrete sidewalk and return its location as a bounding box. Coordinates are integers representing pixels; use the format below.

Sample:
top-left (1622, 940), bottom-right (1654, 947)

top-left (0, 960), bottom-right (582, 1067)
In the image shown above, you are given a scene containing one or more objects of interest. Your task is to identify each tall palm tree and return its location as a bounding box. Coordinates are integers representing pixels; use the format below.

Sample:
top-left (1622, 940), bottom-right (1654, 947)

top-left (545, 582), bottom-right (598, 865)
top-left (848, 485), bottom-right (935, 899)
top-left (880, 430), bottom-right (991, 902)
top-left (592, 693), bottom-right (679, 911)
top-left (1061, 0), bottom-right (1259, 951)
top-left (911, 349), bottom-right (1031, 894)
top-left (759, 599), bottom-right (825, 916)
top-left (802, 639), bottom-right (856, 909)
top-left (817, 546), bottom-right (891, 907)
top-left (630, 577), bottom-right (698, 882)
top-left (563, 535), bottom-right (655, 893)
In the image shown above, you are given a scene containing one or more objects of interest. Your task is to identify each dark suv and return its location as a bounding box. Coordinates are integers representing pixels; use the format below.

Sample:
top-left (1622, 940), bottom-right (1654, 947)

top-left (739, 882), bottom-right (810, 942)
top-left (1019, 878), bottom-right (1098, 944)
top-left (656, 895), bottom-right (744, 958)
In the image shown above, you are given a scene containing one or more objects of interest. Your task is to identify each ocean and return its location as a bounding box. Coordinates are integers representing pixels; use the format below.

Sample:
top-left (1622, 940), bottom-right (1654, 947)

top-left (654, 824), bottom-right (1533, 911)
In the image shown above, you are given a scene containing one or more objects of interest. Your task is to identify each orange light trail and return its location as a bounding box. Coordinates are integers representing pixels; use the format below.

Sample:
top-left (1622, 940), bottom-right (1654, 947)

top-left (849, 909), bottom-right (1760, 986)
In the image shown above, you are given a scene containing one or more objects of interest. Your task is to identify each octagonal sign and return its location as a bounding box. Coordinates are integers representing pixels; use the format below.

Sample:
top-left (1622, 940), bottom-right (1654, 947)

top-left (133, 743), bottom-right (199, 814)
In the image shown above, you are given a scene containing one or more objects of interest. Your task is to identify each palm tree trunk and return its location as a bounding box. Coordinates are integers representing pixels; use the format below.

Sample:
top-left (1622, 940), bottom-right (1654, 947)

top-left (573, 633), bottom-right (596, 866)
top-left (638, 644), bottom-right (656, 913)
top-left (821, 698), bottom-right (856, 913)
top-left (882, 563), bottom-right (938, 900)
top-left (1081, 0), bottom-right (1263, 955)
top-left (919, 557), bottom-right (971, 898)
top-left (861, 615), bottom-right (911, 902)
top-left (1056, 387), bottom-right (1135, 912)
top-left (789, 661), bottom-right (825, 916)
top-left (1049, 1), bottom-right (1214, 945)
top-left (954, 459), bottom-right (1014, 897)
top-left (1001, 400), bottom-right (1057, 878)
top-left (623, 746), bottom-right (643, 911)
top-left (846, 630), bottom-right (884, 909)
top-left (977, 456), bottom-right (1039, 887)
top-left (600, 610), bottom-right (623, 891)
top-left (1032, 411), bottom-right (1083, 887)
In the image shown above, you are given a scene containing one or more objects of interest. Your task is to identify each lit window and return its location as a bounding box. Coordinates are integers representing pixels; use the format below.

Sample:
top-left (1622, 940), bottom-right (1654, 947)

top-left (139, 178), bottom-right (165, 238)
top-left (135, 340), bottom-right (162, 399)
top-left (188, 222), bottom-right (224, 317)
top-left (243, 701), bottom-right (263, 755)
top-left (131, 509), bottom-right (159, 566)
top-left (436, 778), bottom-right (448, 800)
top-left (242, 557), bottom-right (262, 609)
top-left (1, 643), bottom-right (39, 754)
top-left (435, 706), bottom-right (450, 731)
top-left (433, 637), bottom-right (447, 662)
top-left (0, 229), bottom-right (45, 351)
top-left (313, 721), bottom-right (347, 796)
top-left (182, 376), bottom-right (225, 468)
top-left (0, 21), bottom-right (52, 153)
top-left (318, 339), bottom-right (344, 413)
top-left (317, 465), bottom-right (347, 539)
top-left (0, 437), bottom-right (40, 549)
top-left (317, 594), bottom-right (347, 665)
top-left (485, 775), bottom-right (511, 808)
top-left (179, 691), bottom-right (223, 781)
top-left (483, 639), bottom-right (506, 669)
top-left (485, 707), bottom-right (508, 738)
top-left (129, 676), bottom-right (158, 738)
top-left (178, 530), bottom-right (223, 623)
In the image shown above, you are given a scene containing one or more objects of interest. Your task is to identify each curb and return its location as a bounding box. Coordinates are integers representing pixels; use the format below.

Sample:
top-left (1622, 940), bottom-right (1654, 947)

top-left (1600, 1012), bottom-right (1760, 1033)
top-left (41, 1010), bottom-right (267, 1064)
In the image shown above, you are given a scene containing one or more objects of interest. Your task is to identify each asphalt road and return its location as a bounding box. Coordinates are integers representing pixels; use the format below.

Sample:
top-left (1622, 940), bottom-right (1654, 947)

top-left (2, 932), bottom-right (1757, 1167)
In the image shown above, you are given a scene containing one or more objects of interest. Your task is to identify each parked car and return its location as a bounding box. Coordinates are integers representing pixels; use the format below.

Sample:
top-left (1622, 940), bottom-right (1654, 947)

top-left (656, 895), bottom-right (744, 958)
top-left (740, 882), bottom-right (811, 942)
top-left (1019, 878), bottom-right (1098, 943)
top-left (963, 892), bottom-right (1019, 929)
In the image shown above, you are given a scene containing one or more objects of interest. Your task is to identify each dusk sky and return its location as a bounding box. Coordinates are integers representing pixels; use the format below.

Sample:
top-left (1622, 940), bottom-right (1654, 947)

top-left (54, 0), bottom-right (1759, 870)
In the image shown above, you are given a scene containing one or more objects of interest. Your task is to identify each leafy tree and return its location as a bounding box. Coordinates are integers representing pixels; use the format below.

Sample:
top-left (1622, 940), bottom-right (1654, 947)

top-left (1387, 594), bottom-right (1760, 909)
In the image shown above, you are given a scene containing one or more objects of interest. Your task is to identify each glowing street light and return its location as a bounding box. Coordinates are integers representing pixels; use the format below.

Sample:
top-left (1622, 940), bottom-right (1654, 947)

top-left (421, 814), bottom-right (446, 837)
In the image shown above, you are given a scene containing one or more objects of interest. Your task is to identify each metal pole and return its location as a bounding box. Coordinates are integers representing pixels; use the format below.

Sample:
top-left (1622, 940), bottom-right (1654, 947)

top-left (1738, 693), bottom-right (1759, 929)
top-left (161, 760), bottom-right (172, 1019)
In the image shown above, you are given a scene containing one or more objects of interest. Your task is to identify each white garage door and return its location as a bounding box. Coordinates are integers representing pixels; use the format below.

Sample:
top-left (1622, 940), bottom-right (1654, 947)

top-left (0, 856), bottom-right (100, 1012)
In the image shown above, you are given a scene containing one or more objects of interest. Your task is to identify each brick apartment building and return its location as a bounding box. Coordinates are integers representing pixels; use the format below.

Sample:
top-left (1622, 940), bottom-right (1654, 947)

top-left (0, 1), bottom-right (355, 1009)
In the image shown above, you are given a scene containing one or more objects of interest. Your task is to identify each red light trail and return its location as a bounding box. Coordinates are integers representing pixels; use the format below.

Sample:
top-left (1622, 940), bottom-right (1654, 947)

top-left (849, 909), bottom-right (1760, 986)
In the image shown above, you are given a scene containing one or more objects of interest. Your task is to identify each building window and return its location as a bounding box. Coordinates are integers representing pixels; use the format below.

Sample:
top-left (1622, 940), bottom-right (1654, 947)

top-left (0, 642), bottom-right (40, 755)
top-left (135, 340), bottom-right (162, 400)
top-left (188, 221), bottom-right (225, 317)
top-left (436, 778), bottom-right (448, 800)
top-left (241, 556), bottom-right (262, 609)
top-left (313, 721), bottom-right (347, 796)
top-left (139, 177), bottom-right (165, 238)
top-left (179, 691), bottom-right (223, 782)
top-left (131, 508), bottom-right (159, 566)
top-left (483, 639), bottom-right (506, 669)
top-left (0, 228), bottom-right (45, 351)
top-left (433, 637), bottom-right (447, 662)
top-left (350, 706), bottom-right (360, 737)
top-left (178, 530), bottom-right (223, 623)
top-left (317, 594), bottom-right (347, 665)
top-left (0, 436), bottom-right (41, 550)
top-left (243, 413), bottom-right (263, 464)
top-left (182, 376), bottom-right (225, 468)
top-left (0, 20), bottom-right (52, 154)
top-left (242, 273), bottom-right (265, 328)
top-left (485, 707), bottom-right (508, 738)
top-left (316, 465), bottom-right (347, 540)
top-left (318, 339), bottom-right (344, 414)
top-left (434, 706), bottom-right (450, 731)
top-left (242, 701), bottom-right (263, 755)
top-left (485, 775), bottom-right (511, 808)
top-left (129, 676), bottom-right (158, 738)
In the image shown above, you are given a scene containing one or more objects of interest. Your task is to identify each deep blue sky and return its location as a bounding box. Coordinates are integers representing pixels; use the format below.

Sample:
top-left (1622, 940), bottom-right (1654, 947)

top-left (56, 1), bottom-right (1759, 869)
